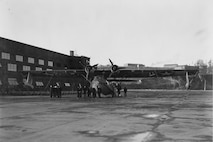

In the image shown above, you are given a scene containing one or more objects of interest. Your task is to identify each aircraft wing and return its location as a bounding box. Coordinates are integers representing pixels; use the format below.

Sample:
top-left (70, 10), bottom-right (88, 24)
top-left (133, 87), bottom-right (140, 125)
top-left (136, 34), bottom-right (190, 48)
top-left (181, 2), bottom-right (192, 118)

top-left (107, 78), bottom-right (141, 82)
top-left (93, 68), bottom-right (199, 78)
top-left (19, 67), bottom-right (199, 79)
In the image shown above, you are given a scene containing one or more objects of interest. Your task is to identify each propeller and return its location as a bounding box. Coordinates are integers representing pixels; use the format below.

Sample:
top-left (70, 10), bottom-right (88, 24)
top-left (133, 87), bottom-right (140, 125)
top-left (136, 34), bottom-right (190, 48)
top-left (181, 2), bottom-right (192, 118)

top-left (109, 59), bottom-right (125, 77)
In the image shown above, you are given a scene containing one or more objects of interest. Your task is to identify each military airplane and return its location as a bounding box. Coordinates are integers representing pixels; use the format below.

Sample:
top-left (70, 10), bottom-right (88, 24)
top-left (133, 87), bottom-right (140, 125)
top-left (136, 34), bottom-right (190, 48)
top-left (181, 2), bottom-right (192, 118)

top-left (78, 59), bottom-right (199, 97)
top-left (21, 59), bottom-right (199, 97)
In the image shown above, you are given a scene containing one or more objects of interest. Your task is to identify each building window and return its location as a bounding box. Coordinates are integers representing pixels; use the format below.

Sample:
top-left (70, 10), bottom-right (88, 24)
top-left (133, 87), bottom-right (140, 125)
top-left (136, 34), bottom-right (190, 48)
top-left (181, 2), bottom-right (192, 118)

top-left (35, 81), bottom-right (44, 87)
top-left (23, 65), bottom-right (30, 71)
top-left (46, 68), bottom-right (52, 71)
top-left (28, 57), bottom-right (34, 64)
top-left (64, 83), bottom-right (70, 87)
top-left (16, 55), bottom-right (23, 62)
top-left (2, 52), bottom-right (10, 60)
top-left (38, 59), bottom-right (44, 65)
top-left (8, 63), bottom-right (17, 72)
top-left (8, 78), bottom-right (18, 86)
top-left (35, 67), bottom-right (42, 71)
top-left (48, 61), bottom-right (53, 67)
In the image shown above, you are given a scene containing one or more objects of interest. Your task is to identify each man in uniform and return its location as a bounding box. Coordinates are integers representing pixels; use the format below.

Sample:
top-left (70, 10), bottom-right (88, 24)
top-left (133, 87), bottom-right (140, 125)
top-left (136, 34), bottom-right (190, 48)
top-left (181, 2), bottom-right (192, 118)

top-left (77, 84), bottom-right (82, 98)
top-left (92, 88), bottom-right (96, 98)
top-left (57, 84), bottom-right (62, 98)
top-left (50, 85), bottom-right (53, 98)
top-left (117, 83), bottom-right (121, 97)
top-left (83, 85), bottom-right (87, 97)
top-left (87, 87), bottom-right (92, 97)
top-left (97, 86), bottom-right (102, 98)
top-left (124, 87), bottom-right (127, 97)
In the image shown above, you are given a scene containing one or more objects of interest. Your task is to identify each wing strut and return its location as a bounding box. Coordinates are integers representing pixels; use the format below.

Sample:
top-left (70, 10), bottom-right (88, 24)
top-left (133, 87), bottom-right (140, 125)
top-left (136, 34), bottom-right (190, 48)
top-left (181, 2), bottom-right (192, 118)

top-left (185, 72), bottom-right (190, 90)
top-left (45, 74), bottom-right (54, 90)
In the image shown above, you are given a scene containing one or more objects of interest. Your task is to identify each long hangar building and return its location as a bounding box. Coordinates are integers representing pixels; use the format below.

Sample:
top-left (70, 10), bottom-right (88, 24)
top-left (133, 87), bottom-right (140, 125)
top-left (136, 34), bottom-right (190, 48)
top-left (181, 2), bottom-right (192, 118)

top-left (0, 37), bottom-right (89, 94)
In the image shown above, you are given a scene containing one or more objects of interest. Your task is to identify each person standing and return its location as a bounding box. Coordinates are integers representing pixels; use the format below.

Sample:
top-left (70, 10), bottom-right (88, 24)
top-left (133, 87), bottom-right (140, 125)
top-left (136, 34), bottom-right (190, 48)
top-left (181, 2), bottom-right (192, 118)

top-left (58, 85), bottom-right (62, 98)
top-left (92, 88), bottom-right (96, 98)
top-left (77, 84), bottom-right (82, 98)
top-left (124, 87), bottom-right (127, 97)
top-left (87, 87), bottom-right (92, 97)
top-left (50, 85), bottom-right (53, 98)
top-left (97, 86), bottom-right (102, 98)
top-left (83, 85), bottom-right (87, 97)
top-left (117, 83), bottom-right (121, 97)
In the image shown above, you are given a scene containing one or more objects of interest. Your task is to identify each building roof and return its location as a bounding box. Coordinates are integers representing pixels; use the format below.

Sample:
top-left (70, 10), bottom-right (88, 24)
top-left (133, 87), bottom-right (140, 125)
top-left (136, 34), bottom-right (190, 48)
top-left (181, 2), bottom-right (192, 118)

top-left (0, 36), bottom-right (89, 59)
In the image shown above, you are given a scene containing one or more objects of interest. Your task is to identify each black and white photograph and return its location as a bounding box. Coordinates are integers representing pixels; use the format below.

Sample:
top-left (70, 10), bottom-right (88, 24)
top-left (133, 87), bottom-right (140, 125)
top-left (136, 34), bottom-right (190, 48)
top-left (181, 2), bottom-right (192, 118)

top-left (0, 0), bottom-right (212, 141)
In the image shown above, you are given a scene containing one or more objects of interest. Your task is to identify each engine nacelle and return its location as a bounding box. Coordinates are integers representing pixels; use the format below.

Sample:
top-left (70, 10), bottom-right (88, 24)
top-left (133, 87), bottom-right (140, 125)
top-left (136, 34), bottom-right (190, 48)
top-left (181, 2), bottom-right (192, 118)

top-left (111, 65), bottom-right (119, 72)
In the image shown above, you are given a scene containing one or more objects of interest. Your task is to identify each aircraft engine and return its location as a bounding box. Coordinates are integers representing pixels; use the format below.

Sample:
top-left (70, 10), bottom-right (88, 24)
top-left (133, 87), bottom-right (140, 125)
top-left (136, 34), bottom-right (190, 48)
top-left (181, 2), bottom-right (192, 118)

top-left (111, 65), bottom-right (119, 72)
top-left (109, 59), bottom-right (125, 77)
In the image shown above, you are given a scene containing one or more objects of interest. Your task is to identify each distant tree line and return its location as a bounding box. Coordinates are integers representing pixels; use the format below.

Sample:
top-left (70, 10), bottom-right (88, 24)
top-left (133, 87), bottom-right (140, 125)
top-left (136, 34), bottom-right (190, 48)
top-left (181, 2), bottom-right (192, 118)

top-left (195, 59), bottom-right (213, 74)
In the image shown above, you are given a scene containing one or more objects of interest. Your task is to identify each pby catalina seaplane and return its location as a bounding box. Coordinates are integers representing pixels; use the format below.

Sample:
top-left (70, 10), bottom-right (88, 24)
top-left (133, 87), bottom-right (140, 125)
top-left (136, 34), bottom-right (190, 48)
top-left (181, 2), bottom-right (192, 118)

top-left (22, 59), bottom-right (199, 97)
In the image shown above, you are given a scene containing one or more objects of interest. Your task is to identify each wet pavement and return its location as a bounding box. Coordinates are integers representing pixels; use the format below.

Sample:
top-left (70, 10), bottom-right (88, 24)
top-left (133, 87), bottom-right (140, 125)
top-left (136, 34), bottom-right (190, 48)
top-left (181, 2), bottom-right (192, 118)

top-left (0, 90), bottom-right (212, 142)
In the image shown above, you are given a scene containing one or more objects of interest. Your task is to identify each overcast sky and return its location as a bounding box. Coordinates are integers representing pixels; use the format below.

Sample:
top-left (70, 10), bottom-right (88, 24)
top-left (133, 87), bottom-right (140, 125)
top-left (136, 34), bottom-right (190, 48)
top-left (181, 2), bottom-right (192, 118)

top-left (0, 0), bottom-right (212, 66)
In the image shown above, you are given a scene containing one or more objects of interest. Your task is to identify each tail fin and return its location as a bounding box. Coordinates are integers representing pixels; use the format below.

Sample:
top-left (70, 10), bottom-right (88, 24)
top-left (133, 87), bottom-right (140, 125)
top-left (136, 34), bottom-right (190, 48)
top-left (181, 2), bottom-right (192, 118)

top-left (24, 72), bottom-right (34, 89)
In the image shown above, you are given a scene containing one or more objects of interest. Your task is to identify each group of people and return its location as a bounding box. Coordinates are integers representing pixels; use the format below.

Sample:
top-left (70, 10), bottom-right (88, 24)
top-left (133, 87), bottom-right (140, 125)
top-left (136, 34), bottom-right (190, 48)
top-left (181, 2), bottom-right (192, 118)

top-left (49, 83), bottom-right (128, 98)
top-left (77, 84), bottom-right (102, 98)
top-left (116, 84), bottom-right (127, 97)
top-left (50, 84), bottom-right (62, 98)
top-left (77, 83), bottom-right (128, 98)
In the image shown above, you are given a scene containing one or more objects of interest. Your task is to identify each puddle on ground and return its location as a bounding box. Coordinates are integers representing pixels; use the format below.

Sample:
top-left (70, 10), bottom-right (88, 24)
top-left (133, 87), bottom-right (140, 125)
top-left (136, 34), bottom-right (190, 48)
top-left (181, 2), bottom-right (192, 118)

top-left (143, 114), bottom-right (160, 118)
top-left (119, 131), bottom-right (155, 142)
top-left (78, 130), bottom-right (156, 142)
top-left (143, 114), bottom-right (171, 121)
top-left (77, 130), bottom-right (100, 137)
top-left (87, 130), bottom-right (99, 134)
top-left (0, 125), bottom-right (22, 130)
